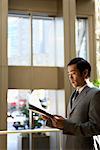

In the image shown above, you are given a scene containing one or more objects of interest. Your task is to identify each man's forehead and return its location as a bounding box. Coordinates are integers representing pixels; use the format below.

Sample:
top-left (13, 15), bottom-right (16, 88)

top-left (67, 64), bottom-right (77, 69)
top-left (67, 64), bottom-right (78, 72)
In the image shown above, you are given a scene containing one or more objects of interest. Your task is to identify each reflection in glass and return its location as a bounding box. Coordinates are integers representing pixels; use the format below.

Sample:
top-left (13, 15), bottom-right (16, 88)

top-left (76, 18), bottom-right (88, 59)
top-left (8, 15), bottom-right (64, 67)
top-left (8, 15), bottom-right (31, 66)
top-left (7, 89), bottom-right (65, 150)
top-left (32, 17), bottom-right (64, 66)
top-left (95, 0), bottom-right (100, 79)
top-left (32, 17), bottom-right (55, 66)
top-left (96, 39), bottom-right (100, 78)
top-left (7, 89), bottom-right (65, 129)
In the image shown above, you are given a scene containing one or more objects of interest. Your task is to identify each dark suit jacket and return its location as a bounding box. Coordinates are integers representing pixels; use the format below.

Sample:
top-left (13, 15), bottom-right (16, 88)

top-left (63, 86), bottom-right (100, 150)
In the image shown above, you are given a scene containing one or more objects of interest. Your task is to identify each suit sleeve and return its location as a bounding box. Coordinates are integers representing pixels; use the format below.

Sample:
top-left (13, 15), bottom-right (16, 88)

top-left (63, 91), bottom-right (100, 136)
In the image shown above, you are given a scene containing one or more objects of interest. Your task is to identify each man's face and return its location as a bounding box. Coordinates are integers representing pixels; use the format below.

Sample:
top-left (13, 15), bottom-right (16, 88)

top-left (67, 64), bottom-right (86, 88)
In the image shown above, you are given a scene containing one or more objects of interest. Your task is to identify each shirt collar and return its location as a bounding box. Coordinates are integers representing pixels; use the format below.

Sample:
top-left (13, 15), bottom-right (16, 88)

top-left (76, 84), bottom-right (87, 93)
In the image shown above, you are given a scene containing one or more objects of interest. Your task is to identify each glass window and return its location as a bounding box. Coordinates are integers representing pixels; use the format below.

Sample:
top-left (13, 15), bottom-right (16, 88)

top-left (76, 18), bottom-right (88, 59)
top-left (32, 17), bottom-right (55, 66)
top-left (55, 18), bottom-right (64, 67)
top-left (7, 89), bottom-right (65, 130)
top-left (7, 89), bottom-right (65, 150)
top-left (8, 14), bottom-right (64, 67)
top-left (96, 39), bottom-right (100, 78)
top-left (95, 0), bottom-right (100, 79)
top-left (32, 17), bottom-right (64, 66)
top-left (8, 15), bottom-right (31, 66)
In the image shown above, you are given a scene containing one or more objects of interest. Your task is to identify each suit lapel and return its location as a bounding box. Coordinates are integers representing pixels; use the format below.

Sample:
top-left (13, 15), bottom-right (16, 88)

top-left (67, 100), bottom-right (72, 117)
top-left (67, 93), bottom-right (73, 118)
top-left (68, 86), bottom-right (90, 117)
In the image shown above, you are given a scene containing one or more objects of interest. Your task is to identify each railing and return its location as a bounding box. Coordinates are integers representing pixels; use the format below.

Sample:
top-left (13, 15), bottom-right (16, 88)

top-left (0, 128), bottom-right (62, 150)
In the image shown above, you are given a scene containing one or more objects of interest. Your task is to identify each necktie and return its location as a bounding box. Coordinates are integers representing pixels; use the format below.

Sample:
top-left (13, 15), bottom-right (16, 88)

top-left (73, 90), bottom-right (79, 100)
top-left (71, 90), bottom-right (79, 108)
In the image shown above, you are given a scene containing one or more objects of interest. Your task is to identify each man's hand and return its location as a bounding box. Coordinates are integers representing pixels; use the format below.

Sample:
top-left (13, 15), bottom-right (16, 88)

top-left (41, 115), bottom-right (49, 121)
top-left (42, 114), bottom-right (65, 129)
top-left (51, 115), bottom-right (65, 129)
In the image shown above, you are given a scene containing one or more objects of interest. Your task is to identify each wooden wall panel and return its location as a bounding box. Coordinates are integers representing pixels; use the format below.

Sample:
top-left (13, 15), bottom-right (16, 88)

top-left (8, 66), bottom-right (64, 89)
top-left (76, 0), bottom-right (95, 15)
top-left (8, 0), bottom-right (58, 16)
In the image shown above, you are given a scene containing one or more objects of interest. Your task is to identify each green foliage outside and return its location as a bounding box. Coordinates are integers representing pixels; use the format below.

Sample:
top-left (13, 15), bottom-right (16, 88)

top-left (21, 105), bottom-right (42, 128)
top-left (21, 105), bottom-right (29, 118)
top-left (93, 79), bottom-right (100, 88)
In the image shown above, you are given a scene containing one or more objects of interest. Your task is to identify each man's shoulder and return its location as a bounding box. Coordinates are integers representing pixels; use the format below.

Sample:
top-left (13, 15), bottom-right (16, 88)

top-left (87, 86), bottom-right (100, 94)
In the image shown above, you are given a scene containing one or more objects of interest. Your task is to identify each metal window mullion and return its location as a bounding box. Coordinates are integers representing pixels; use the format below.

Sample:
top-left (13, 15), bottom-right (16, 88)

top-left (29, 13), bottom-right (33, 150)
top-left (30, 13), bottom-right (33, 66)
top-left (54, 18), bottom-right (57, 66)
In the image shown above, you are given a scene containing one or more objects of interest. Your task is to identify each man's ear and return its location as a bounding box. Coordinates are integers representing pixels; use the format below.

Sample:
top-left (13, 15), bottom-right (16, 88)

top-left (83, 69), bottom-right (88, 79)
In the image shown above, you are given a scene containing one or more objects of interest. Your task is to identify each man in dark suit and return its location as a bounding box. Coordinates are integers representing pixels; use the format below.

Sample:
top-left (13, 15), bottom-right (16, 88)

top-left (44, 57), bottom-right (100, 150)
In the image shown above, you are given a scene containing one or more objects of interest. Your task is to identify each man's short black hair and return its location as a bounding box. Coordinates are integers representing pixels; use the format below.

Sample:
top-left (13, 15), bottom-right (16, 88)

top-left (67, 57), bottom-right (91, 77)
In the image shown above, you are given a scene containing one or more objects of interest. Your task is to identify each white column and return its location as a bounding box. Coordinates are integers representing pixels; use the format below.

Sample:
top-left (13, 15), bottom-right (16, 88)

top-left (0, 0), bottom-right (8, 149)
